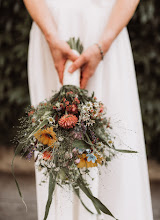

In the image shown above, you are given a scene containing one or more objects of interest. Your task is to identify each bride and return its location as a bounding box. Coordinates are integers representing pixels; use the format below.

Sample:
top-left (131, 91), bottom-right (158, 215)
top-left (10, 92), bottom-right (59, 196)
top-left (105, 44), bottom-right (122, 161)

top-left (23, 0), bottom-right (153, 219)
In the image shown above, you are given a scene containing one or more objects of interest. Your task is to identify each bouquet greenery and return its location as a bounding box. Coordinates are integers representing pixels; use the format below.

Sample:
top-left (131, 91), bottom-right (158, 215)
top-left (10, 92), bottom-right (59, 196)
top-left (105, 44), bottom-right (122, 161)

top-left (12, 38), bottom-right (136, 220)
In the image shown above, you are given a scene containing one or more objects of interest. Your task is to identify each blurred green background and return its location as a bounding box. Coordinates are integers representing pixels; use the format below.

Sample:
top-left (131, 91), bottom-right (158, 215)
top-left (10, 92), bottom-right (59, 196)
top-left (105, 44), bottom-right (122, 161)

top-left (0, 0), bottom-right (160, 160)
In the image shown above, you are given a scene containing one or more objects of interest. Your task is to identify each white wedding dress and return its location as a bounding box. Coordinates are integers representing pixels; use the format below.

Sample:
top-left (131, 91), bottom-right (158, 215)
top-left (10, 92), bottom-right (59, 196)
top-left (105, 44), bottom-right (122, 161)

top-left (27, 0), bottom-right (153, 219)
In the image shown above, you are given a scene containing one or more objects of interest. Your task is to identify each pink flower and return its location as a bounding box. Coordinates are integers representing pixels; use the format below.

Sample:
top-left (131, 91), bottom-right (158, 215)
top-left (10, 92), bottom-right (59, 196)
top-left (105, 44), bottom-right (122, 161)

top-left (65, 101), bottom-right (70, 106)
top-left (72, 148), bottom-right (78, 154)
top-left (58, 114), bottom-right (78, 129)
top-left (75, 158), bottom-right (80, 164)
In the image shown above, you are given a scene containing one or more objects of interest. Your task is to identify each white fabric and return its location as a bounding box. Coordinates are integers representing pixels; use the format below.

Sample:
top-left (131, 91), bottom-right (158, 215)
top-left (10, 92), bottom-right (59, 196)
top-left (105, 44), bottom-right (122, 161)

top-left (28, 0), bottom-right (153, 219)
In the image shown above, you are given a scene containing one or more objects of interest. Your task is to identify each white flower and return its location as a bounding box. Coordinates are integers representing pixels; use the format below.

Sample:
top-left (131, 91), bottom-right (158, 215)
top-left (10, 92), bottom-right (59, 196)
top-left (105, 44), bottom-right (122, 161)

top-left (93, 102), bottom-right (99, 108)
top-left (54, 142), bottom-right (60, 148)
top-left (55, 102), bottom-right (61, 108)
top-left (86, 120), bottom-right (95, 126)
top-left (32, 136), bottom-right (37, 142)
top-left (107, 139), bottom-right (113, 146)
top-left (54, 167), bottom-right (60, 172)
top-left (50, 162), bottom-right (55, 168)
top-left (40, 160), bottom-right (45, 166)
top-left (48, 117), bottom-right (55, 124)
top-left (86, 101), bottom-right (93, 109)
top-left (58, 136), bottom-right (64, 142)
top-left (65, 152), bottom-right (73, 159)
top-left (82, 105), bottom-right (89, 112)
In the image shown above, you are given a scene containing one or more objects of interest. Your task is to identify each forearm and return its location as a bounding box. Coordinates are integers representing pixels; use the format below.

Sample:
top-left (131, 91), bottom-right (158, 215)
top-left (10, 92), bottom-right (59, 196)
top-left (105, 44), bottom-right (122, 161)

top-left (99, 0), bottom-right (140, 54)
top-left (23, 0), bottom-right (58, 44)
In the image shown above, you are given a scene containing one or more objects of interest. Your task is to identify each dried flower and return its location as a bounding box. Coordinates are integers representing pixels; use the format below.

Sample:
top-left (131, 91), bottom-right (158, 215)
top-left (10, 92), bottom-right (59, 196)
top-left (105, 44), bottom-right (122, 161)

top-left (58, 114), bottom-right (78, 129)
top-left (42, 151), bottom-right (52, 160)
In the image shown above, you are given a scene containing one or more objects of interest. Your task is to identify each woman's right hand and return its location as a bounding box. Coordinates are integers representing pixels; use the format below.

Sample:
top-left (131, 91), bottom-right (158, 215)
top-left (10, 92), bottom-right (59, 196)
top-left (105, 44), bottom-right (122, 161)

top-left (47, 37), bottom-right (79, 84)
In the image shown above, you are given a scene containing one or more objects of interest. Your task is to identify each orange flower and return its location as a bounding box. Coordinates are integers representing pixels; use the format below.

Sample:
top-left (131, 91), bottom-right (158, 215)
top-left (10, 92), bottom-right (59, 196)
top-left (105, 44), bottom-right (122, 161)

top-left (77, 153), bottom-right (103, 168)
top-left (58, 114), bottom-right (78, 129)
top-left (34, 127), bottom-right (57, 147)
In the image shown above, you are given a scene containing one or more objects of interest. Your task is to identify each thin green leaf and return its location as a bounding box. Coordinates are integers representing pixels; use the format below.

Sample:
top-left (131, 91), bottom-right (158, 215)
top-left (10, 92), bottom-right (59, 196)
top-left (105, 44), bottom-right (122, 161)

top-left (11, 142), bottom-right (27, 212)
top-left (115, 149), bottom-right (138, 153)
top-left (93, 197), bottom-right (115, 217)
top-left (77, 176), bottom-right (117, 219)
top-left (77, 178), bottom-right (101, 214)
top-left (43, 172), bottom-right (57, 220)
top-left (73, 186), bottom-right (94, 215)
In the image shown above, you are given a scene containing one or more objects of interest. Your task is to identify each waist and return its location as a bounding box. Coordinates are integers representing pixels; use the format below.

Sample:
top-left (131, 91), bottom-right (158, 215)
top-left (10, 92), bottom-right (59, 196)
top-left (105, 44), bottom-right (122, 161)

top-left (46, 0), bottom-right (116, 8)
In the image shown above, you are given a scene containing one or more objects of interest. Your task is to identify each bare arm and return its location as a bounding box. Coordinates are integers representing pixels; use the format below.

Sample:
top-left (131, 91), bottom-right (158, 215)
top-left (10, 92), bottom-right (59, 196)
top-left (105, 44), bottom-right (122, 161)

top-left (99, 0), bottom-right (140, 53)
top-left (23, 0), bottom-right (78, 84)
top-left (23, 0), bottom-right (58, 43)
top-left (68, 0), bottom-right (140, 88)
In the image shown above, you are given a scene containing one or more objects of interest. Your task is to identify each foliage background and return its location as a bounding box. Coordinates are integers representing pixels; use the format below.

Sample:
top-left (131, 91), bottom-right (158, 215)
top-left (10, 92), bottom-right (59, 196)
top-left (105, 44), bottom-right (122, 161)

top-left (0, 0), bottom-right (160, 160)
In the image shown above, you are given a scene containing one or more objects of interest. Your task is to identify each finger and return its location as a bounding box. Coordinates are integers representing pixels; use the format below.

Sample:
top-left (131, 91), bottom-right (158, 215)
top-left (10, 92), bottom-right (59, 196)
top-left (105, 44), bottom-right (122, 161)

top-left (57, 66), bottom-right (64, 85)
top-left (80, 72), bottom-right (90, 89)
top-left (67, 50), bottom-right (79, 62)
top-left (68, 55), bottom-right (87, 73)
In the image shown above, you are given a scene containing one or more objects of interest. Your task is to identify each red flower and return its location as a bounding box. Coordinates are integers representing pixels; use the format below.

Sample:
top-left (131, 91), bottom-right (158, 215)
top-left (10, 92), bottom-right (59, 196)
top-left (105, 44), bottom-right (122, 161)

top-left (65, 101), bottom-right (70, 106)
top-left (99, 106), bottom-right (104, 113)
top-left (74, 97), bottom-right (80, 104)
top-left (28, 110), bottom-right (34, 116)
top-left (66, 104), bottom-right (78, 114)
top-left (66, 105), bottom-right (72, 112)
top-left (42, 151), bottom-right (52, 160)
top-left (32, 118), bottom-right (35, 123)
top-left (66, 91), bottom-right (73, 95)
top-left (58, 114), bottom-right (78, 129)
top-left (71, 104), bottom-right (78, 113)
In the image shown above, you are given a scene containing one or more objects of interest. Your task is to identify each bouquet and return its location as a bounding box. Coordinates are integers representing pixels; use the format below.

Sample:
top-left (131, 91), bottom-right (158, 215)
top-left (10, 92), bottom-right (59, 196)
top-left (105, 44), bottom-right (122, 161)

top-left (12, 38), bottom-right (136, 220)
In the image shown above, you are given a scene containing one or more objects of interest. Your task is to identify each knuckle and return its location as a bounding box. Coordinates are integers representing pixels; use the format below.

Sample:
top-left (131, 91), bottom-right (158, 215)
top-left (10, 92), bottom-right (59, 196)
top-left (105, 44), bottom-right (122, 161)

top-left (82, 54), bottom-right (88, 62)
top-left (72, 63), bottom-right (77, 69)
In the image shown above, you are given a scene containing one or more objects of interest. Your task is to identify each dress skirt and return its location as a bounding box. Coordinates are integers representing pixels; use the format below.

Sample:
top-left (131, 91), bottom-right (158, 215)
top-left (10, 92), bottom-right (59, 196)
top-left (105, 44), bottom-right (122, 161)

top-left (27, 0), bottom-right (153, 219)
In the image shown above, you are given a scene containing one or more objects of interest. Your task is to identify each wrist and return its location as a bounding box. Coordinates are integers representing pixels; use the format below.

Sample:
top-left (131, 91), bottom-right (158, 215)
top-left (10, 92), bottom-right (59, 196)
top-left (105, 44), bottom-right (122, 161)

top-left (44, 30), bottom-right (59, 48)
top-left (98, 30), bottom-right (116, 54)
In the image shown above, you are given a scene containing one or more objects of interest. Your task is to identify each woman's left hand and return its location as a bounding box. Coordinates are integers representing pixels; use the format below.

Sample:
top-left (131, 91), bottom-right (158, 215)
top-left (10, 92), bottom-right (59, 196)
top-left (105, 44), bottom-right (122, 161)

top-left (68, 44), bottom-right (102, 89)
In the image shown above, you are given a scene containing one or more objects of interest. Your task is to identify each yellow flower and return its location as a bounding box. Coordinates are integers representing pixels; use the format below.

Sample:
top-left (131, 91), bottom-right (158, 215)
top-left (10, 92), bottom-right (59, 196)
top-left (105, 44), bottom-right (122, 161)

top-left (34, 127), bottom-right (57, 147)
top-left (77, 153), bottom-right (103, 168)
